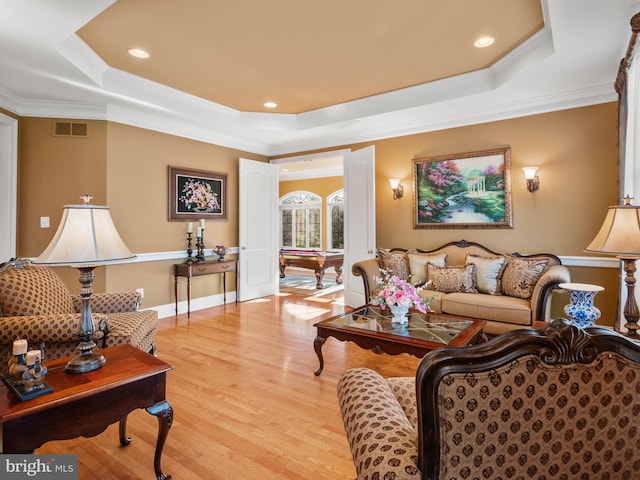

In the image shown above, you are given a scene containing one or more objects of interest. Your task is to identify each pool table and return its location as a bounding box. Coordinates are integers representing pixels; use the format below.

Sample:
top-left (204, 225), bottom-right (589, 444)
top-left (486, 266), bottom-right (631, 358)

top-left (279, 249), bottom-right (344, 289)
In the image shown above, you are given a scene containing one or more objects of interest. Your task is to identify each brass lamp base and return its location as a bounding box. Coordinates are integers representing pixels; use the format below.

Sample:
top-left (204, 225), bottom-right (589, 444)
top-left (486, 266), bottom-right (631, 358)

top-left (621, 257), bottom-right (640, 337)
top-left (65, 352), bottom-right (106, 374)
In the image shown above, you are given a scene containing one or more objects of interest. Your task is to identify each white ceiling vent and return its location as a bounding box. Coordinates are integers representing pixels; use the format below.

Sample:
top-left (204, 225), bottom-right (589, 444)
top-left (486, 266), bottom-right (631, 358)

top-left (53, 121), bottom-right (88, 137)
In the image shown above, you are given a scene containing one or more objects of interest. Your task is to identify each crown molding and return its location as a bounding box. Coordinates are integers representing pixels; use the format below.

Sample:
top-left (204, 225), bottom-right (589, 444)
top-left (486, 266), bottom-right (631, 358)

top-left (56, 34), bottom-right (108, 87)
top-left (0, 0), bottom-right (625, 157)
top-left (266, 83), bottom-right (617, 156)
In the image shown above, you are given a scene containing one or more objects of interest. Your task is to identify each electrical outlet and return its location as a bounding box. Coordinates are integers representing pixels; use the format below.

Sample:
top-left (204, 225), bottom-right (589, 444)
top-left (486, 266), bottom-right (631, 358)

top-left (136, 288), bottom-right (144, 299)
top-left (40, 216), bottom-right (50, 228)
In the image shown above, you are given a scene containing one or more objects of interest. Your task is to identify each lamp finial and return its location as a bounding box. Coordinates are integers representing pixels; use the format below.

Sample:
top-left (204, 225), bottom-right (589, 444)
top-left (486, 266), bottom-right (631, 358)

top-left (80, 193), bottom-right (93, 205)
top-left (623, 194), bottom-right (634, 206)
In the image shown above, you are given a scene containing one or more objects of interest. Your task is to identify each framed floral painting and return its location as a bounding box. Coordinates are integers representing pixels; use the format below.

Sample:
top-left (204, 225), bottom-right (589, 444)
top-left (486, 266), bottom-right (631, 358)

top-left (413, 147), bottom-right (512, 229)
top-left (168, 166), bottom-right (227, 220)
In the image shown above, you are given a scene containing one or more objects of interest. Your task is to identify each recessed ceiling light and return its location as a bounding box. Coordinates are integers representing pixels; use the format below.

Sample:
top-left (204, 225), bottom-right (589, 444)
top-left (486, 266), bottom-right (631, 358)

top-left (264, 102), bottom-right (278, 109)
top-left (128, 48), bottom-right (150, 59)
top-left (474, 36), bottom-right (495, 48)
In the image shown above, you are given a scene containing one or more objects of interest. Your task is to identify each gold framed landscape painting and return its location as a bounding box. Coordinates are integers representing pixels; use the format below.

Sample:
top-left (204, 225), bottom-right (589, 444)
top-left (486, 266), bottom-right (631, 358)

top-left (413, 147), bottom-right (512, 229)
top-left (168, 166), bottom-right (227, 220)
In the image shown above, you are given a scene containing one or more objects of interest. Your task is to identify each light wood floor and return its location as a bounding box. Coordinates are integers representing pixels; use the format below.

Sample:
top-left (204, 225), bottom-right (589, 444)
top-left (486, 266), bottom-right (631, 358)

top-left (39, 291), bottom-right (422, 479)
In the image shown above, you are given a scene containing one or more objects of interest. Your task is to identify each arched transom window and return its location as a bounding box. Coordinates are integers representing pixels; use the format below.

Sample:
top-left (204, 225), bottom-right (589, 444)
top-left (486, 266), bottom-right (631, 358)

top-left (279, 191), bottom-right (322, 249)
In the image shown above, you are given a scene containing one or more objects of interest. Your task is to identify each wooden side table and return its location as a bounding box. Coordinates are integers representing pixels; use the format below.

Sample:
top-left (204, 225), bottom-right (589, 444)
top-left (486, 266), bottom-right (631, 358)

top-left (174, 259), bottom-right (238, 317)
top-left (0, 344), bottom-right (173, 480)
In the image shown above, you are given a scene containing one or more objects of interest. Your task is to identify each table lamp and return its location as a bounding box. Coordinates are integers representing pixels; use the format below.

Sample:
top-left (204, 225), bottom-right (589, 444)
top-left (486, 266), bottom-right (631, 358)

top-left (34, 194), bottom-right (135, 373)
top-left (585, 196), bottom-right (640, 337)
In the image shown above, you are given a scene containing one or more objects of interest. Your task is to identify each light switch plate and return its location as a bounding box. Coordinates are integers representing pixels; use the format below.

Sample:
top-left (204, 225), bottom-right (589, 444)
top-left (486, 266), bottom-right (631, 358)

top-left (40, 216), bottom-right (50, 228)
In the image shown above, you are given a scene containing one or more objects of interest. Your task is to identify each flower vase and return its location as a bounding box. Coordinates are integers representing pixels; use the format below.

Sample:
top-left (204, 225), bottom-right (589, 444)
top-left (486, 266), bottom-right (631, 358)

top-left (389, 304), bottom-right (409, 324)
top-left (560, 283), bottom-right (604, 328)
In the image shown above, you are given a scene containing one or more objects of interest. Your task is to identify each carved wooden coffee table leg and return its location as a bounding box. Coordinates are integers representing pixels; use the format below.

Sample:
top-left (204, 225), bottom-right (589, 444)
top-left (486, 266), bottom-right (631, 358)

top-left (314, 335), bottom-right (327, 376)
top-left (146, 400), bottom-right (173, 480)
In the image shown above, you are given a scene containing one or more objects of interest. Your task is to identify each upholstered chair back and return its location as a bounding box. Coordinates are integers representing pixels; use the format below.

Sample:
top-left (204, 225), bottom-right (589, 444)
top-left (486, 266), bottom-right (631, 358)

top-left (338, 319), bottom-right (640, 480)
top-left (0, 264), bottom-right (75, 317)
top-left (417, 319), bottom-right (640, 479)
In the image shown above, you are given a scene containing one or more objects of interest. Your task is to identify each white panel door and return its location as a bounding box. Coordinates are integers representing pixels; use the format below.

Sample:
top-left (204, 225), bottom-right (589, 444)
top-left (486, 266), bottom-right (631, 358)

top-left (343, 146), bottom-right (376, 307)
top-left (238, 158), bottom-right (278, 301)
top-left (0, 113), bottom-right (18, 261)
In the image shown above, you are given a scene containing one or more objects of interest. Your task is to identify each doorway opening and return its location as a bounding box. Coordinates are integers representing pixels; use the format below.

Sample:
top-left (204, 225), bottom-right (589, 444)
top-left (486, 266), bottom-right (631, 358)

top-left (271, 150), bottom-right (346, 299)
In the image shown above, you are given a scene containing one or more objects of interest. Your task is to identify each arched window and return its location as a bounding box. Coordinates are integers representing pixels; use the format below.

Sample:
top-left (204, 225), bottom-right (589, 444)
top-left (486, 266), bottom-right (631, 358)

top-left (280, 191), bottom-right (322, 249)
top-left (327, 190), bottom-right (344, 250)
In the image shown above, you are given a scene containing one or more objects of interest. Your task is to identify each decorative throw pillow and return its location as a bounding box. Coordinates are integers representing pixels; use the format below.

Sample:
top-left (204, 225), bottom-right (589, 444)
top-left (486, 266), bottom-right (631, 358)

top-left (407, 252), bottom-right (447, 286)
top-left (377, 249), bottom-right (410, 280)
top-left (426, 263), bottom-right (477, 294)
top-left (501, 257), bottom-right (549, 300)
top-left (465, 254), bottom-right (507, 295)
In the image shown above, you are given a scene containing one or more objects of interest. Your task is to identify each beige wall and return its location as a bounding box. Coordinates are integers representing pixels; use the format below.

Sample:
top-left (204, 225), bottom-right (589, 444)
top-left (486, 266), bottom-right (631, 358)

top-left (279, 176), bottom-right (343, 250)
top-left (18, 118), bottom-right (109, 291)
top-left (370, 104), bottom-right (618, 254)
top-left (14, 102), bottom-right (620, 325)
top-left (16, 118), bottom-right (267, 308)
top-left (291, 103), bottom-right (620, 325)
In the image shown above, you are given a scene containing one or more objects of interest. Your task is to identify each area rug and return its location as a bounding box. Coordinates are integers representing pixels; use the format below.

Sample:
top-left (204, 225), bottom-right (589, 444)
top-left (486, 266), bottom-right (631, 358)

top-left (279, 274), bottom-right (344, 297)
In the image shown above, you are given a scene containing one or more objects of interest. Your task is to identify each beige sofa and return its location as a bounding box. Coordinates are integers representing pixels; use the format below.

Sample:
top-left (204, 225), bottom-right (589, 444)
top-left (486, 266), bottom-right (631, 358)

top-left (352, 240), bottom-right (570, 335)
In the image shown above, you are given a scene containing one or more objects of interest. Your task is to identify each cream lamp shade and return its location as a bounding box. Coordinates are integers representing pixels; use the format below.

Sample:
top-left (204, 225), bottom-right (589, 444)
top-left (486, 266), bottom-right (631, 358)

top-left (585, 199), bottom-right (640, 337)
top-left (35, 204), bottom-right (135, 266)
top-left (585, 204), bottom-right (640, 256)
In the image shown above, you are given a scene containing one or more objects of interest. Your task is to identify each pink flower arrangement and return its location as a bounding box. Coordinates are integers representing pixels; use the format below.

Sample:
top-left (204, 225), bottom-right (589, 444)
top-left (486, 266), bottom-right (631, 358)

top-left (180, 179), bottom-right (220, 211)
top-left (370, 269), bottom-right (430, 314)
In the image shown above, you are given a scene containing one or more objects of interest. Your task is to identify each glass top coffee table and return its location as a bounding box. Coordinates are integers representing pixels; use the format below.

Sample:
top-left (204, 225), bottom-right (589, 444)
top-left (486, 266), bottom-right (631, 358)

top-left (313, 305), bottom-right (486, 375)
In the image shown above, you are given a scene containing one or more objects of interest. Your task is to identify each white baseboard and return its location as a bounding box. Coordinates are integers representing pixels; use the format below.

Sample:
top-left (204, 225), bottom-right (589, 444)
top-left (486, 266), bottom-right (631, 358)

top-left (146, 291), bottom-right (237, 319)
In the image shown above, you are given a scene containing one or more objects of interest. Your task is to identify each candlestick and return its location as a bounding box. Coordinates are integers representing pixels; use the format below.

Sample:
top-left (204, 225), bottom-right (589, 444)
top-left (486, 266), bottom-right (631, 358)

top-left (13, 339), bottom-right (28, 356)
top-left (187, 222), bottom-right (193, 233)
top-left (25, 350), bottom-right (41, 366)
top-left (196, 228), bottom-right (206, 263)
top-left (186, 231), bottom-right (194, 263)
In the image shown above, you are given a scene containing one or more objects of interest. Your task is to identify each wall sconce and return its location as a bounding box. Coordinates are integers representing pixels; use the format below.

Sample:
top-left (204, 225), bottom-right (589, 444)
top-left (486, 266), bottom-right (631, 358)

top-left (389, 178), bottom-right (403, 199)
top-left (522, 167), bottom-right (540, 192)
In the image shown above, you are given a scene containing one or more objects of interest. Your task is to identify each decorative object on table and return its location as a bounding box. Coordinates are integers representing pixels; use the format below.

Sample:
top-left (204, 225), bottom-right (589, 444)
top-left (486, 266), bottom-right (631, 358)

top-left (186, 222), bottom-right (194, 263)
top-left (22, 349), bottom-right (48, 392)
top-left (213, 244), bottom-right (228, 262)
top-left (195, 219), bottom-right (206, 263)
top-left (7, 338), bottom-right (28, 381)
top-left (32, 193), bottom-right (135, 373)
top-left (412, 147), bottom-right (513, 229)
top-left (585, 196), bottom-right (640, 336)
top-left (369, 269), bottom-right (432, 324)
top-left (168, 166), bottom-right (228, 220)
top-left (3, 340), bottom-right (53, 401)
top-left (558, 282), bottom-right (604, 328)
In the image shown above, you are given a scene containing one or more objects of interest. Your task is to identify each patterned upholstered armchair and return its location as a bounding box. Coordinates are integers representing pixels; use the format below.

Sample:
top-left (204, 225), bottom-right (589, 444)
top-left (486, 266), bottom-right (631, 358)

top-left (0, 258), bottom-right (158, 372)
top-left (337, 318), bottom-right (640, 480)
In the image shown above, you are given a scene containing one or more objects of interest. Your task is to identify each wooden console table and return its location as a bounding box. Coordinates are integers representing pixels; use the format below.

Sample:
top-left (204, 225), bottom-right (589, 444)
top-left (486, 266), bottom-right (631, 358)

top-left (0, 344), bottom-right (173, 480)
top-left (174, 259), bottom-right (238, 317)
